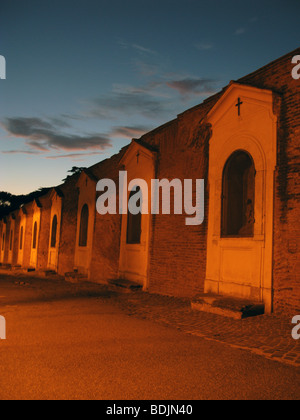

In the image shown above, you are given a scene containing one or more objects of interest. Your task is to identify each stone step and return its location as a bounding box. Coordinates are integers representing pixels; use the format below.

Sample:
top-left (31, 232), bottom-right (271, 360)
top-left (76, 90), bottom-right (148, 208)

top-left (107, 278), bottom-right (143, 293)
top-left (41, 270), bottom-right (64, 280)
top-left (11, 265), bottom-right (22, 271)
top-left (0, 263), bottom-right (12, 270)
top-left (191, 293), bottom-right (265, 320)
top-left (65, 271), bottom-right (88, 284)
top-left (43, 270), bottom-right (57, 277)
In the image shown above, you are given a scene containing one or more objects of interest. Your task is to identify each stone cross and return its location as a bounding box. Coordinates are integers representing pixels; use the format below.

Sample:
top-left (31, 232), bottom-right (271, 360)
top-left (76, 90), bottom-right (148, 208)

top-left (235, 97), bottom-right (243, 116)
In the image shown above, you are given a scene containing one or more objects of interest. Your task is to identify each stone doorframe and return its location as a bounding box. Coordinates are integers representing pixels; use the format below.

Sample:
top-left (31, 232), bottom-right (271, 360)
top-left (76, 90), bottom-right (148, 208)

top-left (47, 188), bottom-right (63, 272)
top-left (118, 140), bottom-right (157, 289)
top-left (204, 83), bottom-right (277, 313)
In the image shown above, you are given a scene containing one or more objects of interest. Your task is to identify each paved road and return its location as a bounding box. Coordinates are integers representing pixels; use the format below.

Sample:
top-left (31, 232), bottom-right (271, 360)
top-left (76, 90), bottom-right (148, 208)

top-left (0, 296), bottom-right (299, 400)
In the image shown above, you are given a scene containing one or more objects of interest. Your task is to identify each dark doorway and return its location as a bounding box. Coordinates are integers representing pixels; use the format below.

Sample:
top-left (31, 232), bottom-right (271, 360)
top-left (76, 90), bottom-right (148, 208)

top-left (127, 187), bottom-right (142, 244)
top-left (221, 151), bottom-right (255, 237)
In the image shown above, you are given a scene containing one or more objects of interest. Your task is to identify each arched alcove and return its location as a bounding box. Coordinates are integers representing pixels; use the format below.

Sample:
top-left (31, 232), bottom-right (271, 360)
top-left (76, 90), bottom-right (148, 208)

top-left (32, 222), bottom-right (38, 249)
top-left (221, 150), bottom-right (255, 237)
top-left (127, 187), bottom-right (142, 244)
top-left (79, 204), bottom-right (89, 247)
top-left (50, 215), bottom-right (58, 248)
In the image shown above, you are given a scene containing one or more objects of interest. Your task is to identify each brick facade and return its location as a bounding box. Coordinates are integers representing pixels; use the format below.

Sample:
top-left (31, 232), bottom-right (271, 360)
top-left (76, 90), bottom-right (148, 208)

top-left (1, 48), bottom-right (299, 314)
top-left (236, 49), bottom-right (300, 313)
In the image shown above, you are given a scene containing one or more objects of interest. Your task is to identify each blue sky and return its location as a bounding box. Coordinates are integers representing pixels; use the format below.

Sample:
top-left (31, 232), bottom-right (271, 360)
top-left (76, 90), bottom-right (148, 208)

top-left (0, 0), bottom-right (299, 194)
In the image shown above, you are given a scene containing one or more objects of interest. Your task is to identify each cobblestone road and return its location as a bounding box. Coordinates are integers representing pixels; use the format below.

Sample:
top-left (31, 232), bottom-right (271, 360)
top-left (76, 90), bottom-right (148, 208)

top-left (115, 291), bottom-right (300, 368)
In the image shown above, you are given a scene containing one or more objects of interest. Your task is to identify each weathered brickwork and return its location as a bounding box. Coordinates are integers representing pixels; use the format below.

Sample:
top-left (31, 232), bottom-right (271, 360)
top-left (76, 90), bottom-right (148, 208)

top-left (57, 177), bottom-right (79, 276)
top-left (89, 152), bottom-right (126, 283)
top-left (22, 203), bottom-right (33, 269)
top-left (36, 195), bottom-right (51, 271)
top-left (140, 107), bottom-right (216, 298)
top-left (236, 48), bottom-right (300, 314)
top-left (141, 48), bottom-right (299, 312)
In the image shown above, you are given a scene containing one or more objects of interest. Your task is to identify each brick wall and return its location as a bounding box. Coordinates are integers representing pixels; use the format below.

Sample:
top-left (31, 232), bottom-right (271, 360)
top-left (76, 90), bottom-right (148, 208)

top-left (36, 196), bottom-right (51, 271)
top-left (89, 151), bottom-right (126, 283)
top-left (139, 99), bottom-right (218, 298)
top-left (57, 177), bottom-right (79, 276)
top-left (135, 48), bottom-right (300, 314)
top-left (12, 212), bottom-right (20, 266)
top-left (22, 204), bottom-right (33, 269)
top-left (238, 48), bottom-right (300, 314)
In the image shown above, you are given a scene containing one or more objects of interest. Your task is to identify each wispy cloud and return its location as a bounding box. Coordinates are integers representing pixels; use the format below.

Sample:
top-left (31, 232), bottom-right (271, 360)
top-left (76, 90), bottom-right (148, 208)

top-left (235, 16), bottom-right (258, 36)
top-left (46, 152), bottom-right (100, 160)
top-left (1, 149), bottom-right (43, 155)
top-left (110, 126), bottom-right (149, 139)
top-left (131, 44), bottom-right (157, 55)
top-left (134, 60), bottom-right (160, 77)
top-left (235, 27), bottom-right (246, 35)
top-left (1, 117), bottom-right (112, 153)
top-left (195, 42), bottom-right (214, 51)
top-left (166, 78), bottom-right (218, 98)
top-left (88, 89), bottom-right (169, 120)
top-left (117, 39), bottom-right (157, 55)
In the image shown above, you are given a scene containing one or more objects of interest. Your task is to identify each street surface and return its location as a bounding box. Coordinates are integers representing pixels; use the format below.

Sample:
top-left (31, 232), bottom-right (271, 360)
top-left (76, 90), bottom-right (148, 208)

top-left (0, 278), bottom-right (299, 400)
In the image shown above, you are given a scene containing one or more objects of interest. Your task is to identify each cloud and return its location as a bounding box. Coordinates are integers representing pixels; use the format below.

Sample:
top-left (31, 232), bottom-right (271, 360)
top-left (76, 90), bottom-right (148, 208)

top-left (1, 149), bottom-right (42, 155)
top-left (48, 117), bottom-right (72, 128)
top-left (1, 117), bottom-right (112, 153)
top-left (117, 39), bottom-right (157, 55)
top-left (134, 60), bottom-right (160, 77)
top-left (235, 27), bottom-right (246, 35)
top-left (110, 126), bottom-right (149, 139)
top-left (46, 152), bottom-right (101, 160)
top-left (195, 42), bottom-right (214, 51)
top-left (166, 78), bottom-right (218, 97)
top-left (131, 44), bottom-right (157, 55)
top-left (89, 89), bottom-right (169, 120)
top-left (87, 74), bottom-right (218, 121)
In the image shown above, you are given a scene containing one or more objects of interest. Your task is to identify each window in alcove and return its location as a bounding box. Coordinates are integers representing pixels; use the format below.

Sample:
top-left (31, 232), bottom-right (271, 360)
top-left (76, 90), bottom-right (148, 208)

top-left (32, 222), bottom-right (38, 249)
top-left (50, 215), bottom-right (58, 248)
top-left (79, 204), bottom-right (89, 247)
top-left (126, 187), bottom-right (142, 244)
top-left (221, 150), bottom-right (255, 237)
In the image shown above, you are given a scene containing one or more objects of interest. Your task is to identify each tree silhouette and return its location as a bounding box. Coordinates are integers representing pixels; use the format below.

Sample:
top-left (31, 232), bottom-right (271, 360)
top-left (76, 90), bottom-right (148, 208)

top-left (62, 166), bottom-right (85, 182)
top-left (0, 188), bottom-right (50, 219)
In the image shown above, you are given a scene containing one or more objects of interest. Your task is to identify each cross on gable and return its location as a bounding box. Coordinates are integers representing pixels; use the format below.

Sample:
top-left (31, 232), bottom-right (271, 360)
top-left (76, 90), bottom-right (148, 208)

top-left (235, 97), bottom-right (243, 116)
